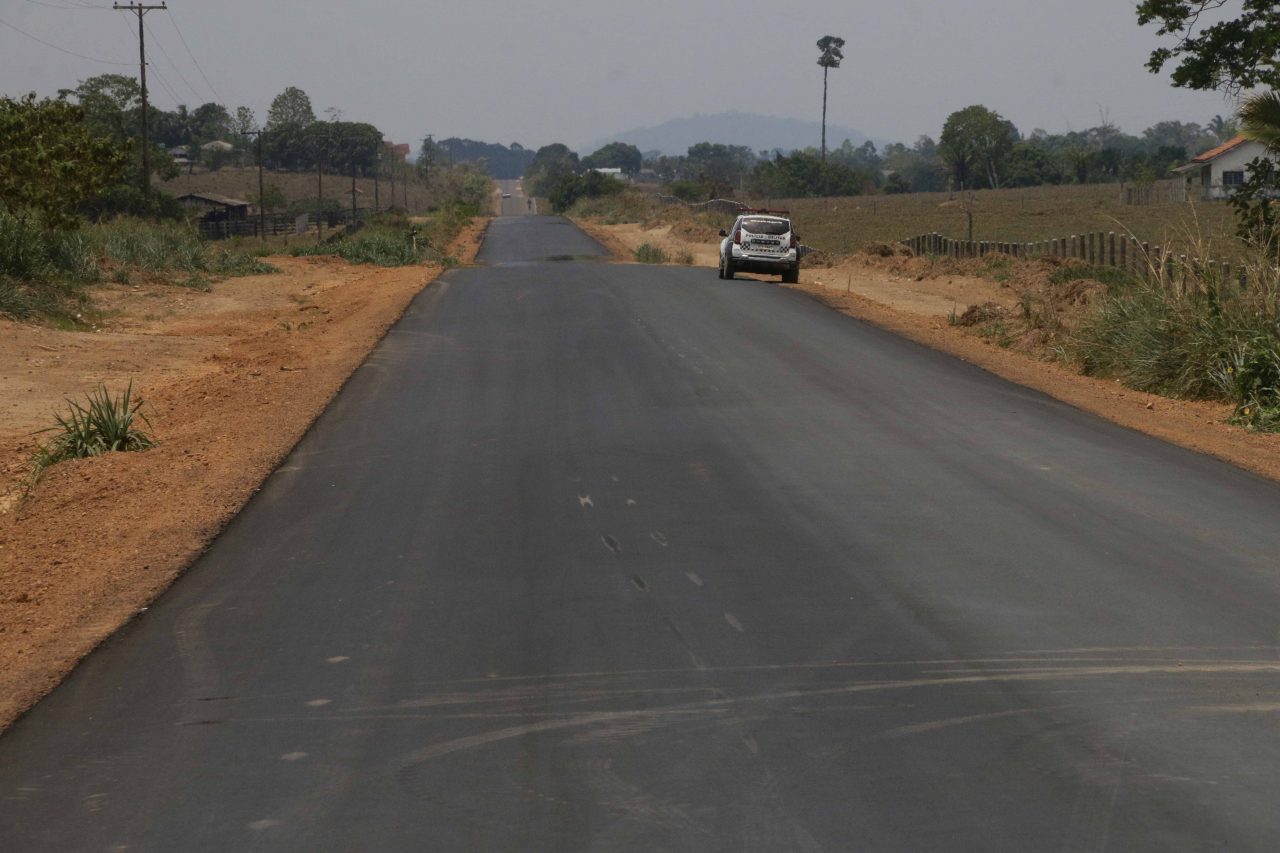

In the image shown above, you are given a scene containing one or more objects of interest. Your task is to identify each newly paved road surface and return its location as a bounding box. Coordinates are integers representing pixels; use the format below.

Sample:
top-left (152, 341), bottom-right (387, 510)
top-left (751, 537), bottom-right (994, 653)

top-left (3, 216), bottom-right (1280, 851)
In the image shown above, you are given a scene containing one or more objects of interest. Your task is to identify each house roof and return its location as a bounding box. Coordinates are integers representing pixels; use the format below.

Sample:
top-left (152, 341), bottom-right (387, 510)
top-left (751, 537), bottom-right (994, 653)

top-left (176, 192), bottom-right (251, 207)
top-left (1189, 134), bottom-right (1252, 163)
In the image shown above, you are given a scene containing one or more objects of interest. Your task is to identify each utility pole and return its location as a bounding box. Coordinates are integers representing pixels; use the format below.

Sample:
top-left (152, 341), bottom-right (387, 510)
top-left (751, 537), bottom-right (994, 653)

top-left (315, 131), bottom-right (328, 243)
top-left (374, 148), bottom-right (381, 211)
top-left (242, 130), bottom-right (266, 241)
top-left (113, 3), bottom-right (167, 201)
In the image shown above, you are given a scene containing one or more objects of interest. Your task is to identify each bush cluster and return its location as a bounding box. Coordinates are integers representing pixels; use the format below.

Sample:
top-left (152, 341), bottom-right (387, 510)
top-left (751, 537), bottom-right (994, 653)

top-left (1072, 275), bottom-right (1280, 430)
top-left (0, 207), bottom-right (276, 319)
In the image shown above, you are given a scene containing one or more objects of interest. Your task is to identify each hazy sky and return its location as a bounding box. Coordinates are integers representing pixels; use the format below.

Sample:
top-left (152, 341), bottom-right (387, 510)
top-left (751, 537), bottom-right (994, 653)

top-left (2, 0), bottom-right (1237, 152)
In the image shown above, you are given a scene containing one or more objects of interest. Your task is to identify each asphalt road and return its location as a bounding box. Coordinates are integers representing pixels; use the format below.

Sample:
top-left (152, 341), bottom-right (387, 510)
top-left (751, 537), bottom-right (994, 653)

top-left (496, 178), bottom-right (530, 216)
top-left (3, 216), bottom-right (1280, 851)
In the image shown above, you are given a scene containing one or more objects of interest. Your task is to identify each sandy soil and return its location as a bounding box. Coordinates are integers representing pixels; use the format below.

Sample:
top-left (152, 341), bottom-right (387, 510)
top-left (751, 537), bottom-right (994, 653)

top-left (577, 218), bottom-right (1280, 484)
top-left (0, 221), bottom-right (488, 730)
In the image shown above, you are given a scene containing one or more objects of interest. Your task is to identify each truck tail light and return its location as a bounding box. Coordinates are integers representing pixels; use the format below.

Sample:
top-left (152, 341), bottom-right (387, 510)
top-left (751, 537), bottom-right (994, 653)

top-left (790, 234), bottom-right (797, 248)
top-left (734, 231), bottom-right (741, 245)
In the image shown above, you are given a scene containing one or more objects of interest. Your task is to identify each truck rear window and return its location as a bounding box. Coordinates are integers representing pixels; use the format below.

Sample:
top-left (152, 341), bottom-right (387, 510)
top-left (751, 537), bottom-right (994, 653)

top-left (741, 219), bottom-right (790, 236)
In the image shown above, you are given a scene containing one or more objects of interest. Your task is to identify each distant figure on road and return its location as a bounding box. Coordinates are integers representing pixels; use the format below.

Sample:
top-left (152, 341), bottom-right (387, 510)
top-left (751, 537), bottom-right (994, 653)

top-left (527, 199), bottom-right (532, 211)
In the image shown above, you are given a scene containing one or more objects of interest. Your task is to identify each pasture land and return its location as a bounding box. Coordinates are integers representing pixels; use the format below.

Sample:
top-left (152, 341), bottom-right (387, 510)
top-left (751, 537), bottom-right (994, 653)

top-left (761, 184), bottom-right (1240, 264)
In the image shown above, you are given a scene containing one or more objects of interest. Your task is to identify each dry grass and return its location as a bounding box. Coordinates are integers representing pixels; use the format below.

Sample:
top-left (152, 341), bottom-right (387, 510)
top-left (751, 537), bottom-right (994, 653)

top-left (732, 184), bottom-right (1241, 264)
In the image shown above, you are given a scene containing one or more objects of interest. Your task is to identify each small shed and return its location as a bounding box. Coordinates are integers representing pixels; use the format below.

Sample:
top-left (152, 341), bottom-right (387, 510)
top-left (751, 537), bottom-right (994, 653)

top-left (1174, 135), bottom-right (1274, 200)
top-left (176, 192), bottom-right (253, 222)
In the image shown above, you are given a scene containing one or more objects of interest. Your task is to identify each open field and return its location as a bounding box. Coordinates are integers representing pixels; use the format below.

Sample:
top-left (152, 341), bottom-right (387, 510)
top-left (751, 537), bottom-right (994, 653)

top-left (757, 184), bottom-right (1241, 263)
top-left (573, 183), bottom-right (1243, 265)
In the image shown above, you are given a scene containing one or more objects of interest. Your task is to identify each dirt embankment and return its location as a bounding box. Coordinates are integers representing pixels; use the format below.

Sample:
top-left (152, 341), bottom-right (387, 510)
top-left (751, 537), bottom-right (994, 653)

top-left (0, 220), bottom-right (488, 730)
top-left (577, 217), bottom-right (1280, 485)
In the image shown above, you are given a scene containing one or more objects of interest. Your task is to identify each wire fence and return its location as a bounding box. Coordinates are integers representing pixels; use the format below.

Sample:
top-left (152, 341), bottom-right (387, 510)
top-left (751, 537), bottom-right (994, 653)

top-left (901, 230), bottom-right (1260, 292)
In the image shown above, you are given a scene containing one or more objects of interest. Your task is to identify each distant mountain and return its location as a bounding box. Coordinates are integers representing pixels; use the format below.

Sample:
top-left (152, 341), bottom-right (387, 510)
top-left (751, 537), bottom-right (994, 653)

top-left (586, 111), bottom-right (870, 157)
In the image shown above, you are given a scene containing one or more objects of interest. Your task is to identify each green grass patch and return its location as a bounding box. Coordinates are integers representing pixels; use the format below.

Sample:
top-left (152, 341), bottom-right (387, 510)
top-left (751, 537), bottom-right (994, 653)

top-left (29, 382), bottom-right (156, 487)
top-left (633, 243), bottom-right (669, 264)
top-left (1070, 272), bottom-right (1280, 430)
top-left (0, 208), bottom-right (279, 323)
top-left (290, 228), bottom-right (425, 267)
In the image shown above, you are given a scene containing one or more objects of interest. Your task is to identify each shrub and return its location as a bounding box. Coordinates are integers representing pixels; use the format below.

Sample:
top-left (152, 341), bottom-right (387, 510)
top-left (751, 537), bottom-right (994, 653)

top-left (1072, 273), bottom-right (1280, 429)
top-left (30, 382), bottom-right (155, 485)
top-left (290, 227), bottom-right (424, 267)
top-left (634, 243), bottom-right (669, 264)
top-left (0, 207), bottom-right (50, 280)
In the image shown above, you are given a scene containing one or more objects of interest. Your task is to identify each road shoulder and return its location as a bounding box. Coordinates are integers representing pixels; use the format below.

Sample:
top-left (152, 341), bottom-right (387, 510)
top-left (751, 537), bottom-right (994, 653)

top-left (0, 219), bottom-right (490, 731)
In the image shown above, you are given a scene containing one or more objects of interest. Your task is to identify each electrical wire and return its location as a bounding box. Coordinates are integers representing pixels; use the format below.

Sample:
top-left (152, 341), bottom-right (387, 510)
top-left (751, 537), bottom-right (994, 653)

top-left (167, 9), bottom-right (220, 103)
top-left (111, 11), bottom-right (182, 107)
top-left (143, 17), bottom-right (202, 103)
top-left (0, 14), bottom-right (133, 65)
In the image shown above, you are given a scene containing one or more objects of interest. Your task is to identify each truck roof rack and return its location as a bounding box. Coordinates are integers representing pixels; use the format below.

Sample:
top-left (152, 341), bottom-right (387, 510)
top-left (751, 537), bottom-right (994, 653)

top-left (739, 207), bottom-right (791, 216)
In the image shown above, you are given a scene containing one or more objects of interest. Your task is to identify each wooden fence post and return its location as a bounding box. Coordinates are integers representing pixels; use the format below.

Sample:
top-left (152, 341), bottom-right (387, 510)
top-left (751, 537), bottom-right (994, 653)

top-left (1108, 232), bottom-right (1116, 267)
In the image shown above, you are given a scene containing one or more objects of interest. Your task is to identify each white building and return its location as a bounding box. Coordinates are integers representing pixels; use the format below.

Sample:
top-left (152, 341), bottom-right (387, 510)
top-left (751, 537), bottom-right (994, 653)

top-left (591, 167), bottom-right (627, 182)
top-left (1175, 135), bottom-right (1274, 200)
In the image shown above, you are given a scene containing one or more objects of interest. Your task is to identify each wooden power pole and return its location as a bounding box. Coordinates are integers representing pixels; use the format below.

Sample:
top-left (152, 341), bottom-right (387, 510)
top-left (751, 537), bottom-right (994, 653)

top-left (113, 3), bottom-right (167, 201)
top-left (242, 130), bottom-right (266, 241)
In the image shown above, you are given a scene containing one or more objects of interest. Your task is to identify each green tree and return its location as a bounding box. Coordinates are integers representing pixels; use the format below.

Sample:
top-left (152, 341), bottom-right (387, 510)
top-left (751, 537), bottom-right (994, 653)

top-left (234, 106), bottom-right (256, 135)
top-left (939, 105), bottom-right (1019, 189)
top-left (527, 143), bottom-right (580, 196)
top-left (816, 35), bottom-right (845, 161)
top-left (1136, 1), bottom-right (1280, 93)
top-left (750, 151), bottom-right (869, 198)
top-left (191, 102), bottom-right (233, 142)
top-left (583, 142), bottom-right (643, 175)
top-left (1240, 90), bottom-right (1280, 153)
top-left (57, 75), bottom-right (176, 199)
top-left (327, 121), bottom-right (382, 174)
top-left (1208, 113), bottom-right (1239, 142)
top-left (58, 74), bottom-right (140, 141)
top-left (685, 142), bottom-right (756, 192)
top-left (266, 86), bottom-right (316, 129)
top-left (0, 95), bottom-right (128, 227)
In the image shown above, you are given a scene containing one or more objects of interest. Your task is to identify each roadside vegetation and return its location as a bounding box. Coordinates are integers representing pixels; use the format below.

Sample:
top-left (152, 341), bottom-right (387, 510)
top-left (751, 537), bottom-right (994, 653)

top-left (29, 382), bottom-right (155, 488)
top-left (0, 207), bottom-right (277, 323)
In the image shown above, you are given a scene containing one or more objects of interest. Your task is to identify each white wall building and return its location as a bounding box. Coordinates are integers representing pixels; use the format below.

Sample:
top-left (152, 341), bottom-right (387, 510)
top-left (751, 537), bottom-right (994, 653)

top-left (1175, 135), bottom-right (1274, 200)
top-left (591, 167), bottom-right (627, 182)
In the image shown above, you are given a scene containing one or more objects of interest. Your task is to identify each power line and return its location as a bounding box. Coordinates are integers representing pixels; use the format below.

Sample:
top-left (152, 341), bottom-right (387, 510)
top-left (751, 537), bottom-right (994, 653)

top-left (0, 14), bottom-right (133, 65)
top-left (23, 0), bottom-right (92, 10)
top-left (143, 17), bottom-right (200, 102)
top-left (113, 2), bottom-right (167, 199)
top-left (110, 10), bottom-right (179, 105)
top-left (167, 9), bottom-right (220, 103)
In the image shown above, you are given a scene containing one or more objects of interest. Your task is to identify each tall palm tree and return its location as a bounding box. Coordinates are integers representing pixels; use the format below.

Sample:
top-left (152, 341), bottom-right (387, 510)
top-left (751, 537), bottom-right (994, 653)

top-left (816, 35), bottom-right (845, 162)
top-left (1240, 91), bottom-right (1280, 153)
